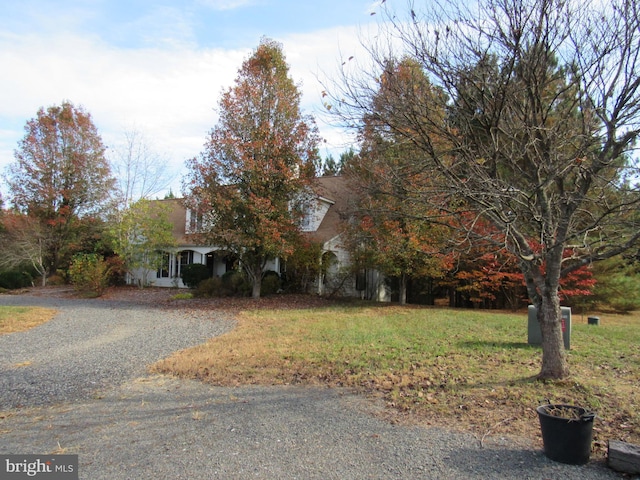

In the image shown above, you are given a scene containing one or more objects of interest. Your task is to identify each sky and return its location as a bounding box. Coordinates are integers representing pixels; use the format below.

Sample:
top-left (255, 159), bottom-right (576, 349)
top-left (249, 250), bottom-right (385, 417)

top-left (0, 0), bottom-right (385, 198)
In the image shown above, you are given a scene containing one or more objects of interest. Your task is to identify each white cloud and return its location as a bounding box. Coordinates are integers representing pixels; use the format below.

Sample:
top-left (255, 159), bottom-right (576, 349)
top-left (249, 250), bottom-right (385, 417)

top-left (196, 0), bottom-right (260, 11)
top-left (0, 32), bottom-right (248, 191)
top-left (279, 23), bottom-right (384, 156)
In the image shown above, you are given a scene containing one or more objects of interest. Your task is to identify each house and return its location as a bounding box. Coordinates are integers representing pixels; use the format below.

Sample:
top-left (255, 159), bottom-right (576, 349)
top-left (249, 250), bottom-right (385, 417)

top-left (306, 176), bottom-right (390, 300)
top-left (140, 197), bottom-right (266, 288)
top-left (129, 176), bottom-right (387, 298)
top-left (302, 176), bottom-right (356, 296)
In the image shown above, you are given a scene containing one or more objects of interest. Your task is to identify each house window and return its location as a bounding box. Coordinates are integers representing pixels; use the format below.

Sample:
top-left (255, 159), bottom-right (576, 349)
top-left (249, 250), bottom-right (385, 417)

top-left (157, 252), bottom-right (170, 278)
top-left (300, 212), bottom-right (312, 230)
top-left (181, 250), bottom-right (194, 266)
top-left (300, 202), bottom-right (315, 231)
top-left (187, 208), bottom-right (204, 233)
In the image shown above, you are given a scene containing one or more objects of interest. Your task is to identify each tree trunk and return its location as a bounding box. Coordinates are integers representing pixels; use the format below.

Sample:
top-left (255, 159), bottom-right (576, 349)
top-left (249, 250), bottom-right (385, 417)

top-left (537, 293), bottom-right (569, 379)
top-left (399, 272), bottom-right (407, 305)
top-left (251, 264), bottom-right (262, 300)
top-left (252, 278), bottom-right (261, 299)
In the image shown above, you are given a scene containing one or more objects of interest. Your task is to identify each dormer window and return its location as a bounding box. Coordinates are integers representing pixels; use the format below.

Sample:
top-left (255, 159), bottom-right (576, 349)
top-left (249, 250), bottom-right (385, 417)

top-left (186, 208), bottom-right (204, 234)
top-left (300, 214), bottom-right (311, 230)
top-left (300, 195), bottom-right (334, 232)
top-left (300, 204), bottom-right (313, 231)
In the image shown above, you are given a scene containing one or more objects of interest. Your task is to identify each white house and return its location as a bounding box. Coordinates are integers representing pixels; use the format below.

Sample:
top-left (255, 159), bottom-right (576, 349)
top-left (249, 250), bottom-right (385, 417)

top-left (130, 176), bottom-right (389, 300)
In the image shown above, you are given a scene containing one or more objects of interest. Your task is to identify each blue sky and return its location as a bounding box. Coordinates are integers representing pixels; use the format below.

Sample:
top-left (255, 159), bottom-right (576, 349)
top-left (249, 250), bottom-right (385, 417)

top-left (0, 0), bottom-right (383, 197)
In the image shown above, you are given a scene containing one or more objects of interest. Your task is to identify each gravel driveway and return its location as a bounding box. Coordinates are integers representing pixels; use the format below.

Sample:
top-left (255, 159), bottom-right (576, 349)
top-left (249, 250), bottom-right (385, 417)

top-left (0, 290), bottom-right (624, 479)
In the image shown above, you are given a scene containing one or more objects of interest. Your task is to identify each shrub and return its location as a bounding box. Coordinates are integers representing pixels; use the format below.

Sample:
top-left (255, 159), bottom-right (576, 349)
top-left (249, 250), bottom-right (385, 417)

top-left (195, 277), bottom-right (224, 297)
top-left (222, 270), bottom-right (251, 296)
top-left (68, 253), bottom-right (109, 297)
top-left (281, 239), bottom-right (323, 293)
top-left (181, 263), bottom-right (211, 289)
top-left (261, 270), bottom-right (281, 296)
top-left (47, 274), bottom-right (66, 286)
top-left (0, 268), bottom-right (34, 289)
top-left (193, 270), bottom-right (253, 297)
top-left (105, 255), bottom-right (127, 286)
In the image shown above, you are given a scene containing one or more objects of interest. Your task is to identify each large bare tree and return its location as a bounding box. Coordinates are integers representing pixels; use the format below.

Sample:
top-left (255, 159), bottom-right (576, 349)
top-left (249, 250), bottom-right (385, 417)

top-left (326, 0), bottom-right (640, 379)
top-left (110, 128), bottom-right (174, 208)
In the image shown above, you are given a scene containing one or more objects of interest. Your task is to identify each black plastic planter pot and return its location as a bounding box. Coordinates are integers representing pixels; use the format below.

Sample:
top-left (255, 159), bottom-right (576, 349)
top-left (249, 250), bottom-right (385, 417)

top-left (537, 404), bottom-right (596, 465)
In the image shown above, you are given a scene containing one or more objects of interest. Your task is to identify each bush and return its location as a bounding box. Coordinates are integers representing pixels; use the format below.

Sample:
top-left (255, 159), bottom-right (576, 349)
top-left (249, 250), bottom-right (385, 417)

top-left (281, 239), bottom-right (323, 293)
top-left (194, 271), bottom-right (252, 297)
top-left (222, 270), bottom-right (251, 296)
top-left (195, 277), bottom-right (224, 297)
top-left (47, 274), bottom-right (66, 286)
top-left (0, 269), bottom-right (34, 289)
top-left (105, 255), bottom-right (127, 286)
top-left (181, 263), bottom-right (211, 289)
top-left (261, 270), bottom-right (281, 296)
top-left (68, 253), bottom-right (109, 297)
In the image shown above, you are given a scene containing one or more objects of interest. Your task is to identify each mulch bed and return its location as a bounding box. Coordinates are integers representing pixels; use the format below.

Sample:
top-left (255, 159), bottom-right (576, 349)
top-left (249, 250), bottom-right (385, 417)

top-left (20, 285), bottom-right (337, 312)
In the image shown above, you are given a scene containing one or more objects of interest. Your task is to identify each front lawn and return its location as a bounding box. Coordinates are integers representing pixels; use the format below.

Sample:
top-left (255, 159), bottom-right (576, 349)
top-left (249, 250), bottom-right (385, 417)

top-left (0, 306), bottom-right (57, 335)
top-left (151, 302), bottom-right (640, 457)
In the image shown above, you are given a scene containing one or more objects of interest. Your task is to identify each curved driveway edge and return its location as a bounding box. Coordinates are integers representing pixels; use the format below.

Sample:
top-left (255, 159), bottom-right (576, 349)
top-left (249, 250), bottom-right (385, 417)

top-left (0, 293), bottom-right (234, 408)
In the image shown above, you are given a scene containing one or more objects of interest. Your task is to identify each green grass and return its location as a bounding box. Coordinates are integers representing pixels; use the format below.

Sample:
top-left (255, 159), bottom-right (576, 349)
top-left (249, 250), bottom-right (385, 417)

top-left (152, 303), bottom-right (640, 456)
top-left (170, 292), bottom-right (194, 300)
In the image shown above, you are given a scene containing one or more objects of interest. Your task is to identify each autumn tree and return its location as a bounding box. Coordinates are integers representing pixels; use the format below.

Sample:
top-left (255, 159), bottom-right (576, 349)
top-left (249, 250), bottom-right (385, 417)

top-left (4, 101), bottom-right (115, 280)
top-left (347, 207), bottom-right (451, 304)
top-left (326, 0), bottom-right (640, 379)
top-left (344, 59), bottom-right (453, 304)
top-left (184, 38), bottom-right (320, 298)
top-left (442, 225), bottom-right (595, 310)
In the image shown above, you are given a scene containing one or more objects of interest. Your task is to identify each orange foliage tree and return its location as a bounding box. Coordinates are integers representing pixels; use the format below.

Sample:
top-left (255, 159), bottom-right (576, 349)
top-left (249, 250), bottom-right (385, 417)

top-left (344, 58), bottom-right (453, 304)
top-left (184, 39), bottom-right (320, 298)
top-left (442, 217), bottom-right (595, 309)
top-left (4, 102), bottom-right (114, 279)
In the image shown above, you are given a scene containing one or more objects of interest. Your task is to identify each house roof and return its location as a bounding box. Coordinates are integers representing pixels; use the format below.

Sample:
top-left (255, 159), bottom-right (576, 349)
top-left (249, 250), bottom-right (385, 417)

top-left (156, 175), bottom-right (355, 248)
top-left (307, 175), bottom-right (354, 245)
